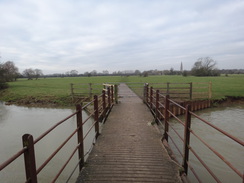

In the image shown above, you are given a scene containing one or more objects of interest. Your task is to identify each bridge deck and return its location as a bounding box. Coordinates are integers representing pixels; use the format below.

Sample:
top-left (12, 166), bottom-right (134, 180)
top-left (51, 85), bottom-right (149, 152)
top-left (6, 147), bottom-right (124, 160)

top-left (76, 83), bottom-right (181, 183)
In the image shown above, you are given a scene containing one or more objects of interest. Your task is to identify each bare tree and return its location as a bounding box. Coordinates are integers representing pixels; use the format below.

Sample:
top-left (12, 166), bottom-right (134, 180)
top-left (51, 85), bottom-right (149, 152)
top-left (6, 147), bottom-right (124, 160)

top-left (23, 68), bottom-right (35, 80)
top-left (1, 61), bottom-right (19, 81)
top-left (34, 69), bottom-right (43, 80)
top-left (70, 70), bottom-right (78, 76)
top-left (191, 57), bottom-right (220, 76)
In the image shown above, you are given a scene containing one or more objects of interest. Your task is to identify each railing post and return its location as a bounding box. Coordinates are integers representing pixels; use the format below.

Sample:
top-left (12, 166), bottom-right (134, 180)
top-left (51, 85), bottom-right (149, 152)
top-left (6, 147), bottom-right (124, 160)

top-left (76, 104), bottom-right (84, 171)
top-left (156, 90), bottom-right (159, 124)
top-left (163, 95), bottom-right (169, 142)
top-left (111, 85), bottom-right (114, 104)
top-left (22, 134), bottom-right (37, 183)
top-left (107, 87), bottom-right (111, 108)
top-left (94, 95), bottom-right (99, 139)
top-left (150, 87), bottom-right (153, 109)
top-left (183, 104), bottom-right (192, 175)
top-left (114, 84), bottom-right (118, 104)
top-left (144, 83), bottom-right (149, 104)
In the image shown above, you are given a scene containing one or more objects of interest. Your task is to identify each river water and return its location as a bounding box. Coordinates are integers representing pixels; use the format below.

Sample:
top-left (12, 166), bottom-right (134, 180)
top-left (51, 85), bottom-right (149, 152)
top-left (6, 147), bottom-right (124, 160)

top-left (0, 102), bottom-right (95, 183)
top-left (168, 104), bottom-right (244, 183)
top-left (0, 103), bottom-right (243, 183)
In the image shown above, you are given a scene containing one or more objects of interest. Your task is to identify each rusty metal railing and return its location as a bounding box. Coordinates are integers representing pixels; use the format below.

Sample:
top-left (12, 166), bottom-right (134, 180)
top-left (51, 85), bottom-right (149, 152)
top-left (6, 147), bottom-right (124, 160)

top-left (0, 84), bottom-right (117, 183)
top-left (144, 84), bottom-right (244, 183)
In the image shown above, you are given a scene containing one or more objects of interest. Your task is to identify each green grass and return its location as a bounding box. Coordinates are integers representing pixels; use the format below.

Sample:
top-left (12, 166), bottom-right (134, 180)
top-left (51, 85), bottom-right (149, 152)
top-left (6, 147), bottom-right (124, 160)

top-left (123, 75), bottom-right (244, 99)
top-left (0, 75), bottom-right (243, 106)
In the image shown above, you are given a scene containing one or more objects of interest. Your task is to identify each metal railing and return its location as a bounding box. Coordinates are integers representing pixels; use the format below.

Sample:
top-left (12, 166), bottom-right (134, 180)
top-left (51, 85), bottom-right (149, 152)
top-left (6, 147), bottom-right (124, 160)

top-left (0, 84), bottom-right (117, 183)
top-left (144, 84), bottom-right (244, 182)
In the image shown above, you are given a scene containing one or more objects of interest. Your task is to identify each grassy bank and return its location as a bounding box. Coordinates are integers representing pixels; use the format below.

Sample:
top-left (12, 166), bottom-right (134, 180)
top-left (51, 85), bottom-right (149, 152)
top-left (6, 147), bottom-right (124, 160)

top-left (0, 75), bottom-right (243, 107)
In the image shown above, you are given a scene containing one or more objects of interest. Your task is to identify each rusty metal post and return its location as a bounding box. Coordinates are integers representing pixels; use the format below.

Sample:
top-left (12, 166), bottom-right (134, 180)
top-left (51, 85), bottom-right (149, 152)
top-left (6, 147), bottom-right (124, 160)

top-left (183, 104), bottom-right (192, 175)
top-left (107, 87), bottom-right (111, 108)
top-left (76, 104), bottom-right (84, 171)
top-left (155, 90), bottom-right (160, 124)
top-left (163, 95), bottom-right (170, 142)
top-left (22, 134), bottom-right (37, 183)
top-left (94, 95), bottom-right (99, 139)
top-left (111, 85), bottom-right (114, 104)
top-left (150, 87), bottom-right (153, 109)
top-left (114, 84), bottom-right (118, 104)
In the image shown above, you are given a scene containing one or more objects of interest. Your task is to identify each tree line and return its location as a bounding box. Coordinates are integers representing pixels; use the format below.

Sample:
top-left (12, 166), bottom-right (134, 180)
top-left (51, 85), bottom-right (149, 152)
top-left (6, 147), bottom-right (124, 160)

top-left (1, 57), bottom-right (243, 89)
top-left (0, 61), bottom-right (44, 89)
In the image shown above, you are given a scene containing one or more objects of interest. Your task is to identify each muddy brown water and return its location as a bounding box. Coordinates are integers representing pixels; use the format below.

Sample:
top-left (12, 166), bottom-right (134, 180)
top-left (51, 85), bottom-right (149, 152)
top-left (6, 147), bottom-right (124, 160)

top-left (169, 105), bottom-right (244, 183)
top-left (0, 102), bottom-right (95, 183)
top-left (0, 102), bottom-right (243, 183)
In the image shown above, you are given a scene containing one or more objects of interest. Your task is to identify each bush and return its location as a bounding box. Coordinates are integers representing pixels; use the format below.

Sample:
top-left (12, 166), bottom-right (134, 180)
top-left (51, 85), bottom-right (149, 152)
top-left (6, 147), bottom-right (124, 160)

top-left (0, 82), bottom-right (8, 89)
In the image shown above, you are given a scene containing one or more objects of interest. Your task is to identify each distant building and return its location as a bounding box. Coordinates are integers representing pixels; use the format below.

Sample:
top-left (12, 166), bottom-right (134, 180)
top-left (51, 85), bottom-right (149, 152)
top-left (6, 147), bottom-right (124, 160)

top-left (180, 62), bottom-right (183, 72)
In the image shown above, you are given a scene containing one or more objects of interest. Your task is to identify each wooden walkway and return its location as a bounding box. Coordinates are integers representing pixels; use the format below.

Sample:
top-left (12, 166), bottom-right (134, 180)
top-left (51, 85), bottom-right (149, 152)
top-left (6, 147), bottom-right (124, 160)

top-left (76, 83), bottom-right (182, 183)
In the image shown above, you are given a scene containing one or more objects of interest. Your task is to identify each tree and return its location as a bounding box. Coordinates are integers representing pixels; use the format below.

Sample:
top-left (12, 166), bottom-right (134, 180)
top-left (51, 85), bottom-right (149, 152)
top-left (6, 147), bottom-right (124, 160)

top-left (0, 64), bottom-right (8, 89)
top-left (134, 70), bottom-right (141, 75)
top-left (23, 68), bottom-right (35, 80)
top-left (34, 69), bottom-right (43, 80)
top-left (191, 57), bottom-right (220, 76)
top-left (1, 61), bottom-right (19, 81)
top-left (70, 70), bottom-right (78, 77)
top-left (142, 71), bottom-right (148, 77)
top-left (90, 70), bottom-right (97, 76)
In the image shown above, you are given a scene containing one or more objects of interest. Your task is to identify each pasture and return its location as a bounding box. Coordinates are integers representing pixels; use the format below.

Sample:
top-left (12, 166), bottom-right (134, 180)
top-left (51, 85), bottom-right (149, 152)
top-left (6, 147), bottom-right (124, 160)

top-left (1, 74), bottom-right (243, 106)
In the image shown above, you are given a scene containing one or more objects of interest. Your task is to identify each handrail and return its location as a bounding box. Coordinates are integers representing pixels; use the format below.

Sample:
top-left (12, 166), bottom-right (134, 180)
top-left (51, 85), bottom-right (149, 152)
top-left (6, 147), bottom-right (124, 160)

top-left (144, 84), bottom-right (244, 183)
top-left (0, 84), bottom-right (117, 183)
top-left (190, 111), bottom-right (244, 146)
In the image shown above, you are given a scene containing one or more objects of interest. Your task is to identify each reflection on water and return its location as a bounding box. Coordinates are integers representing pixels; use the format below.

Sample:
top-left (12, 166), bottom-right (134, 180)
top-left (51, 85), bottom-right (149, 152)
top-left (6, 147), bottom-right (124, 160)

top-left (169, 105), bottom-right (244, 183)
top-left (0, 102), bottom-right (95, 183)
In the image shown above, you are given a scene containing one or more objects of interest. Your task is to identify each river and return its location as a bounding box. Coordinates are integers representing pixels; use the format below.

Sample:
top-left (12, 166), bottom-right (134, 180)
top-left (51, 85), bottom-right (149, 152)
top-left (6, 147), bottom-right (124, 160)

top-left (0, 102), bottom-right (95, 183)
top-left (0, 103), bottom-right (243, 183)
top-left (168, 104), bottom-right (244, 183)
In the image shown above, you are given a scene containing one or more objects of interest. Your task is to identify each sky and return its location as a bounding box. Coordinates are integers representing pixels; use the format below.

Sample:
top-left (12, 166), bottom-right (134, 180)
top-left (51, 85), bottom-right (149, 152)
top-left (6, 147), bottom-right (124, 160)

top-left (0, 0), bottom-right (244, 75)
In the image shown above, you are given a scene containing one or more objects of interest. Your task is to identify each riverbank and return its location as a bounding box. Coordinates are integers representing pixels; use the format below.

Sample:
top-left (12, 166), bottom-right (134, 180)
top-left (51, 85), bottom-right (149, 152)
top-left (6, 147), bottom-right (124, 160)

top-left (2, 93), bottom-right (244, 109)
top-left (212, 96), bottom-right (244, 107)
top-left (2, 95), bottom-right (73, 108)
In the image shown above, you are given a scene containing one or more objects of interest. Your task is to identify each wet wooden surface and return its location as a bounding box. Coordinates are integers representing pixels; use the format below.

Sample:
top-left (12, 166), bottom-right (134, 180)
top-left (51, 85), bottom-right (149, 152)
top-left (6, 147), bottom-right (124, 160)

top-left (76, 83), bottom-right (181, 183)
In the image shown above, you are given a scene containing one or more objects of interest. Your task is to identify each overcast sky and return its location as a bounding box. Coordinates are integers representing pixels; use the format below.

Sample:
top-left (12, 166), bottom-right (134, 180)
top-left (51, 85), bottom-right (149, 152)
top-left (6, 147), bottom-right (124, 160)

top-left (0, 0), bottom-right (243, 74)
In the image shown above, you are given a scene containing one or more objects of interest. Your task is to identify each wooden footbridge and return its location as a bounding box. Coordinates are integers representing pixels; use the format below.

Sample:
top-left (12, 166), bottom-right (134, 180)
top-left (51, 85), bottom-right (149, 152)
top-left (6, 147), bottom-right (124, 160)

top-left (0, 83), bottom-right (243, 183)
top-left (76, 83), bottom-right (181, 183)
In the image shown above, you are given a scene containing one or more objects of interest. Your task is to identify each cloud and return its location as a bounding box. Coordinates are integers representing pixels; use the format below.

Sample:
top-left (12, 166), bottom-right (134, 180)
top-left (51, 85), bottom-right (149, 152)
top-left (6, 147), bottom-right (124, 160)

top-left (0, 0), bottom-right (243, 74)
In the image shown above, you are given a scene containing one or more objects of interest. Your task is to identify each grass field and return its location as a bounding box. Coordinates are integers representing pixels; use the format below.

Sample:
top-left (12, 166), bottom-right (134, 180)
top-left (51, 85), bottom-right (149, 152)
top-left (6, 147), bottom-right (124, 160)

top-left (0, 74), bottom-right (243, 106)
